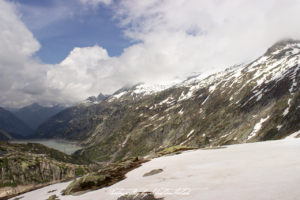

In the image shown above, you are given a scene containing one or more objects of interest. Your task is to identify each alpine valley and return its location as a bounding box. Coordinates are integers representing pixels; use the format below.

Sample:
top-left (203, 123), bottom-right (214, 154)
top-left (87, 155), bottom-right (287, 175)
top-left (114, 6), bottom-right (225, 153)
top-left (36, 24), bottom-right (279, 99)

top-left (29, 38), bottom-right (300, 163)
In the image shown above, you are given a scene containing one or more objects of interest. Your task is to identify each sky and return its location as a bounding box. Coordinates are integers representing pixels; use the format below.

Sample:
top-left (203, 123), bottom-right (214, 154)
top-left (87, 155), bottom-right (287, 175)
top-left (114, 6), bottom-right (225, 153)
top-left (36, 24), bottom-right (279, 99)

top-left (1, 0), bottom-right (300, 108)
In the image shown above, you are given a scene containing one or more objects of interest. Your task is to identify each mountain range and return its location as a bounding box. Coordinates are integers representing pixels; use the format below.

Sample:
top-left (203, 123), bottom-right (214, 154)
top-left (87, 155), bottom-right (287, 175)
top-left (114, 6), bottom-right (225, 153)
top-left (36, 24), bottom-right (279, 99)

top-left (13, 103), bottom-right (67, 130)
top-left (0, 107), bottom-right (32, 136)
top-left (27, 39), bottom-right (300, 162)
top-left (0, 128), bottom-right (25, 140)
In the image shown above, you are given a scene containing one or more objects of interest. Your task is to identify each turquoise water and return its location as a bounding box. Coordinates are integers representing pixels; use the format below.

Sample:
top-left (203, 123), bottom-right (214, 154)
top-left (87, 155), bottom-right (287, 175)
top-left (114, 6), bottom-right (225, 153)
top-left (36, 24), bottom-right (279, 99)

top-left (11, 140), bottom-right (82, 155)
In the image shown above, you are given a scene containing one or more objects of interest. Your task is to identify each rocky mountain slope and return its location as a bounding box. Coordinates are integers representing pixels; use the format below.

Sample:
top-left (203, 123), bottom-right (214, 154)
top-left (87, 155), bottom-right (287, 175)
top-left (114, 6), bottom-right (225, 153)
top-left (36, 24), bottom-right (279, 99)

top-left (28, 103), bottom-right (103, 139)
top-left (0, 108), bottom-right (33, 136)
top-left (13, 103), bottom-right (67, 130)
top-left (0, 129), bottom-right (25, 141)
top-left (28, 93), bottom-right (109, 139)
top-left (32, 39), bottom-right (300, 162)
top-left (0, 142), bottom-right (98, 198)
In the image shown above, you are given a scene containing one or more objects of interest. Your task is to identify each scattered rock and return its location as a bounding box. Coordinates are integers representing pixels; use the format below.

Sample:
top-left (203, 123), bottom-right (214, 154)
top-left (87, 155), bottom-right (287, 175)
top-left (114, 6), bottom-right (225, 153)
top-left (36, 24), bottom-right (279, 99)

top-left (47, 190), bottom-right (57, 193)
top-left (143, 169), bottom-right (163, 177)
top-left (47, 195), bottom-right (58, 200)
top-left (117, 192), bottom-right (163, 200)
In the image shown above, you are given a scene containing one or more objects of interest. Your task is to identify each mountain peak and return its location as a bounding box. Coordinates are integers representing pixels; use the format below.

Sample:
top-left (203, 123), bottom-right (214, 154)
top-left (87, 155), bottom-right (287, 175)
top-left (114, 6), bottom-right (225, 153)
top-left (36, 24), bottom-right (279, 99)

top-left (265, 38), bottom-right (300, 55)
top-left (97, 93), bottom-right (109, 101)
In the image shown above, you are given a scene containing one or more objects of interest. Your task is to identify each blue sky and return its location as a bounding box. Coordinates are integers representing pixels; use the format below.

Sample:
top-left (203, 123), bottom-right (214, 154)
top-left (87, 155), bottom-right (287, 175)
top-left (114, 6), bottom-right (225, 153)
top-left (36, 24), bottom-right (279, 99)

top-left (13, 0), bottom-right (132, 64)
top-left (1, 0), bottom-right (300, 108)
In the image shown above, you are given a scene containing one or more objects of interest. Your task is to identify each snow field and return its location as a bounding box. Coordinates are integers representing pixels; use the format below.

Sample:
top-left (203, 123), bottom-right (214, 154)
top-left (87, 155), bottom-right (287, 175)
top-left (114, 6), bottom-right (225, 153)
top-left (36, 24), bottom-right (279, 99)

top-left (12, 135), bottom-right (300, 200)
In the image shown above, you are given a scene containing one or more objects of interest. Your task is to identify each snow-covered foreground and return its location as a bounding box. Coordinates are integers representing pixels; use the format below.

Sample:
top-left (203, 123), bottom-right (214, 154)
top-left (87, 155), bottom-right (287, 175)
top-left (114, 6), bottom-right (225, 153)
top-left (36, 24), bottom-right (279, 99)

top-left (12, 135), bottom-right (300, 200)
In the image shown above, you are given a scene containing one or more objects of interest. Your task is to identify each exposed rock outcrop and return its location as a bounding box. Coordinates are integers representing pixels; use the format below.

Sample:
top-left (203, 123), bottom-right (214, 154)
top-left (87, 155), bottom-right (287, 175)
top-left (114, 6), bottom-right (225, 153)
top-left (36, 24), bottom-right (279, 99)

top-left (0, 142), bottom-right (99, 198)
top-left (62, 156), bottom-right (148, 195)
top-left (118, 192), bottom-right (164, 200)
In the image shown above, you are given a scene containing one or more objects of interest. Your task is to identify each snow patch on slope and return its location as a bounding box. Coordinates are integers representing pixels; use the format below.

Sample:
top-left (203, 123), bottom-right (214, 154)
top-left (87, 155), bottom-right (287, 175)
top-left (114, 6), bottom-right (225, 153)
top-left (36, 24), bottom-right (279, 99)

top-left (285, 130), bottom-right (300, 139)
top-left (187, 130), bottom-right (194, 138)
top-left (247, 115), bottom-right (270, 140)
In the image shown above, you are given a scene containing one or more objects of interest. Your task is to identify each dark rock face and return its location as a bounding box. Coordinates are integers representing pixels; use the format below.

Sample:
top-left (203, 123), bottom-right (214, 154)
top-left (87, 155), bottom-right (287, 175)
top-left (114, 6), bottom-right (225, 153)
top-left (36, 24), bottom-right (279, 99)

top-left (13, 103), bottom-right (66, 130)
top-left (0, 107), bottom-right (32, 136)
top-left (97, 93), bottom-right (109, 101)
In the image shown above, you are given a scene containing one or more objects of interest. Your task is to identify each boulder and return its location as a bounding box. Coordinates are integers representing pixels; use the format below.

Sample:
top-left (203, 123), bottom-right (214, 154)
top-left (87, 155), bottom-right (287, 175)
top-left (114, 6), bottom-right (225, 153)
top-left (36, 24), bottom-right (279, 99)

top-left (117, 192), bottom-right (163, 200)
top-left (62, 175), bottom-right (106, 195)
top-left (62, 156), bottom-right (149, 195)
top-left (143, 169), bottom-right (163, 177)
top-left (47, 195), bottom-right (57, 200)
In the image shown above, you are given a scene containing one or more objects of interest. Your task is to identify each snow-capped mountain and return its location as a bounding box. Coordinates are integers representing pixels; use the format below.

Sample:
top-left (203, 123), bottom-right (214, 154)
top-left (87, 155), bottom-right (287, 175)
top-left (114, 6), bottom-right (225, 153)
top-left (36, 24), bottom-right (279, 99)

top-left (79, 93), bottom-right (110, 107)
top-left (32, 39), bottom-right (300, 162)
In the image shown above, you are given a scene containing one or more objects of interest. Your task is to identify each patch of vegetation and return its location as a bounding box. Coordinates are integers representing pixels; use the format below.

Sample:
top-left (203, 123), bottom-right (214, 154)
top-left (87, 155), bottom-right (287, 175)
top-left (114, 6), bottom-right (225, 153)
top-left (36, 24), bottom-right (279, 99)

top-left (0, 181), bottom-right (17, 188)
top-left (75, 167), bottom-right (86, 176)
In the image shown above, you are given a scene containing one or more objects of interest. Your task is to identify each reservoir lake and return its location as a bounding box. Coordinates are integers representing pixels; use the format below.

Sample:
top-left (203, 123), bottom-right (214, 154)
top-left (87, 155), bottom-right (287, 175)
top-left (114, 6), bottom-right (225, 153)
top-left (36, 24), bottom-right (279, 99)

top-left (11, 140), bottom-right (82, 155)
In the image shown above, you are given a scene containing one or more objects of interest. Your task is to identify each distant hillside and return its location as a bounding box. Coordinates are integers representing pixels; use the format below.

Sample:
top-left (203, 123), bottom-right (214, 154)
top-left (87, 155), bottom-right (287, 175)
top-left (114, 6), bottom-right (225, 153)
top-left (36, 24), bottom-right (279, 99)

top-left (28, 103), bottom-right (100, 139)
top-left (13, 103), bottom-right (67, 130)
top-left (28, 93), bottom-right (108, 139)
top-left (0, 128), bottom-right (25, 140)
top-left (3, 107), bottom-right (18, 113)
top-left (0, 107), bottom-right (32, 136)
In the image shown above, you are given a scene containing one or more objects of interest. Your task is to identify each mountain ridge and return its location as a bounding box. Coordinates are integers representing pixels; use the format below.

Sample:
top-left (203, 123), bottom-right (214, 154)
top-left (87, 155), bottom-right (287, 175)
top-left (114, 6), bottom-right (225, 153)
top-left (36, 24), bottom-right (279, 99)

top-left (0, 107), bottom-right (33, 136)
top-left (13, 103), bottom-right (67, 130)
top-left (30, 39), bottom-right (300, 162)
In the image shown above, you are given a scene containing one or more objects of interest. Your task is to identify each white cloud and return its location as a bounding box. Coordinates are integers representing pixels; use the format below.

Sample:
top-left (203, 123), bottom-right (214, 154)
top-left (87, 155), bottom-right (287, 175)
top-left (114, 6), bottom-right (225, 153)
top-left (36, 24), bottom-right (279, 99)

top-left (46, 46), bottom-right (112, 99)
top-left (2, 0), bottom-right (300, 108)
top-left (68, 0), bottom-right (300, 91)
top-left (0, 0), bottom-right (43, 107)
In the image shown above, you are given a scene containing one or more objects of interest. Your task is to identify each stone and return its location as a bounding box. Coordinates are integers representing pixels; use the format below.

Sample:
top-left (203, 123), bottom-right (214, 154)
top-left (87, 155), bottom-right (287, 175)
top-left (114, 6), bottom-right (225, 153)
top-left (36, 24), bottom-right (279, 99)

top-left (117, 192), bottom-right (163, 200)
top-left (143, 169), bottom-right (163, 177)
top-left (47, 195), bottom-right (57, 200)
top-left (62, 175), bottom-right (106, 195)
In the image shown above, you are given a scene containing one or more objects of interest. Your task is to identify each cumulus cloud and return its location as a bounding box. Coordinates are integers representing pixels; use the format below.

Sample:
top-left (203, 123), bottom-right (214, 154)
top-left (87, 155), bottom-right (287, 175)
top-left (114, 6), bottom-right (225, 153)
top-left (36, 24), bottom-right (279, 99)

top-left (65, 0), bottom-right (300, 91)
top-left (1, 0), bottom-right (300, 108)
top-left (0, 0), bottom-right (43, 107)
top-left (111, 0), bottom-right (300, 71)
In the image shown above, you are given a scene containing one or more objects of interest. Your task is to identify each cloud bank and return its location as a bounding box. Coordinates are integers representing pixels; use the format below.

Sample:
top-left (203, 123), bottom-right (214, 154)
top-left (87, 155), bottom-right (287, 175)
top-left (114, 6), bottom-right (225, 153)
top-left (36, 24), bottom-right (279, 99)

top-left (1, 0), bottom-right (300, 108)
